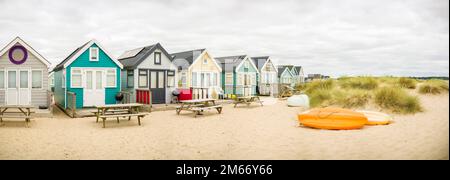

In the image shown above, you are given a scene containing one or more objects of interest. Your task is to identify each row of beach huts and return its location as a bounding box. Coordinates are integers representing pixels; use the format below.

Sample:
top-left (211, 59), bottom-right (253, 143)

top-left (0, 37), bottom-right (305, 111)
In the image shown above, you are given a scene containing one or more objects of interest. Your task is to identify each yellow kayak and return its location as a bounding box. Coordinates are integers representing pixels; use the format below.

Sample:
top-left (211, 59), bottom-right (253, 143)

top-left (357, 110), bottom-right (392, 125)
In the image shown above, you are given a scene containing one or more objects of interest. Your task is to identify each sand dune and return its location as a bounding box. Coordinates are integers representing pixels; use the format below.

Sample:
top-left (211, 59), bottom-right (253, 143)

top-left (0, 94), bottom-right (448, 160)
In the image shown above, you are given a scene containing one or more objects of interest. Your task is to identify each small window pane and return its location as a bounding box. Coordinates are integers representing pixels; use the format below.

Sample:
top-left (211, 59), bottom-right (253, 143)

top-left (205, 73), bottom-right (210, 87)
top-left (158, 72), bottom-right (164, 88)
top-left (127, 70), bottom-right (134, 88)
top-left (106, 69), bottom-right (116, 87)
top-left (8, 71), bottom-right (16, 88)
top-left (0, 71), bottom-right (4, 89)
top-left (86, 71), bottom-right (93, 89)
top-left (139, 70), bottom-right (148, 87)
top-left (96, 71), bottom-right (103, 89)
top-left (155, 53), bottom-right (161, 64)
top-left (167, 76), bottom-right (174, 87)
top-left (20, 71), bottom-right (28, 88)
top-left (90, 48), bottom-right (98, 61)
top-left (192, 72), bottom-right (197, 87)
top-left (150, 71), bottom-right (157, 88)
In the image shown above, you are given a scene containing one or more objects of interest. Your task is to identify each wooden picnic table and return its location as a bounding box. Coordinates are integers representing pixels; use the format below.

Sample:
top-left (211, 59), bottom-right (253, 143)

top-left (0, 105), bottom-right (35, 127)
top-left (233, 96), bottom-right (264, 108)
top-left (176, 99), bottom-right (223, 117)
top-left (94, 103), bottom-right (148, 128)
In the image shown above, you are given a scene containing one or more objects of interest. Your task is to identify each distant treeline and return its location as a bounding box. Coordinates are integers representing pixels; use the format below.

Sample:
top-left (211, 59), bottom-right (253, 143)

top-left (409, 77), bottom-right (449, 80)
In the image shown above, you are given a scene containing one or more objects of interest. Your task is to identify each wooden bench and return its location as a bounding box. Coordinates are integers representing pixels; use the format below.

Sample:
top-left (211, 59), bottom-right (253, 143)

top-left (92, 109), bottom-right (131, 122)
top-left (0, 115), bottom-right (33, 127)
top-left (191, 105), bottom-right (223, 118)
top-left (233, 97), bottom-right (264, 108)
top-left (99, 113), bottom-right (149, 128)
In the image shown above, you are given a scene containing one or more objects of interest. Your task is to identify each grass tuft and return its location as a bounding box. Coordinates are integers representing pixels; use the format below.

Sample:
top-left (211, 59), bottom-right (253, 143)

top-left (374, 87), bottom-right (422, 114)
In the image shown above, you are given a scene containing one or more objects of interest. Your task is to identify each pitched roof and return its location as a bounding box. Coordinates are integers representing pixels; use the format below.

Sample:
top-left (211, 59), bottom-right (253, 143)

top-left (277, 65), bottom-right (293, 77)
top-left (294, 66), bottom-right (302, 74)
top-left (54, 41), bottom-right (89, 71)
top-left (118, 43), bottom-right (172, 69)
top-left (251, 56), bottom-right (270, 71)
top-left (54, 39), bottom-right (123, 71)
top-left (0, 36), bottom-right (51, 67)
top-left (215, 55), bottom-right (247, 72)
top-left (170, 49), bottom-right (205, 66)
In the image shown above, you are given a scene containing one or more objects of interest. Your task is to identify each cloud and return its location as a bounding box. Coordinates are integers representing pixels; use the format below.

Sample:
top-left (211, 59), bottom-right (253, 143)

top-left (0, 0), bottom-right (448, 77)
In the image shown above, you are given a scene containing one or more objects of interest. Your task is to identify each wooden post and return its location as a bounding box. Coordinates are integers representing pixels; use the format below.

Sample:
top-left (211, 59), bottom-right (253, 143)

top-left (149, 90), bottom-right (152, 112)
top-left (66, 91), bottom-right (76, 118)
top-left (72, 92), bottom-right (76, 118)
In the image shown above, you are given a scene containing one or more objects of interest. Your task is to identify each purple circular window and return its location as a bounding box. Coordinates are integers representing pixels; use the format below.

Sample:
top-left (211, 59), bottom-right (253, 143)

top-left (8, 45), bottom-right (28, 65)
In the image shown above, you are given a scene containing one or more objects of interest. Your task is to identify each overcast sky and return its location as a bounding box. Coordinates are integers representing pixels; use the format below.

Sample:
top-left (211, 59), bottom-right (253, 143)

top-left (0, 0), bottom-right (448, 77)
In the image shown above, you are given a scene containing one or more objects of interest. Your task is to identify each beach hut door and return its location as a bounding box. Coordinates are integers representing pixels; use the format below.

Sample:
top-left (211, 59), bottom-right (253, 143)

top-left (149, 70), bottom-right (166, 104)
top-left (6, 69), bottom-right (30, 105)
top-left (84, 70), bottom-right (105, 107)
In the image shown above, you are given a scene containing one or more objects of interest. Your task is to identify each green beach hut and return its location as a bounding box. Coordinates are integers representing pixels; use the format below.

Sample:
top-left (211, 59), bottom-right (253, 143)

top-left (216, 55), bottom-right (259, 97)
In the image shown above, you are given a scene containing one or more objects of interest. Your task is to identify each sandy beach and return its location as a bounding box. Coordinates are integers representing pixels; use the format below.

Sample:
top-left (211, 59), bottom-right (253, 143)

top-left (0, 94), bottom-right (448, 160)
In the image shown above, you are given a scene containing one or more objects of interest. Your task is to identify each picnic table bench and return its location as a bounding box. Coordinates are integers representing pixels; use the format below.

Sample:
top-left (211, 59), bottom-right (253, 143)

top-left (176, 99), bottom-right (223, 117)
top-left (233, 96), bottom-right (264, 108)
top-left (0, 105), bottom-right (35, 127)
top-left (95, 103), bottom-right (149, 128)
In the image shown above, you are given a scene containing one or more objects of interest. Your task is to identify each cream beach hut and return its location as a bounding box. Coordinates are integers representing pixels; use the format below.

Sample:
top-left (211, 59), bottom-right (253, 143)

top-left (251, 56), bottom-right (278, 96)
top-left (171, 49), bottom-right (222, 99)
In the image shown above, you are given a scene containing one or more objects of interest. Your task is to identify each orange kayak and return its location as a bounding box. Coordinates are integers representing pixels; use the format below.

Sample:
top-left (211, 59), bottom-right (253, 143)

top-left (298, 108), bottom-right (368, 130)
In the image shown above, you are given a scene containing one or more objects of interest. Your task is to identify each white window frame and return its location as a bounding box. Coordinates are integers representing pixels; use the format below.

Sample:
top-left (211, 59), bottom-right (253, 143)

top-left (225, 73), bottom-right (233, 86)
top-left (180, 72), bottom-right (187, 87)
top-left (69, 68), bottom-right (83, 88)
top-left (89, 47), bottom-right (99, 61)
top-left (62, 70), bottom-right (66, 88)
top-left (0, 69), bottom-right (5, 90)
top-left (31, 69), bottom-right (44, 89)
top-left (50, 75), bottom-right (54, 87)
top-left (138, 70), bottom-right (148, 88)
top-left (105, 68), bottom-right (117, 88)
top-left (203, 58), bottom-right (208, 64)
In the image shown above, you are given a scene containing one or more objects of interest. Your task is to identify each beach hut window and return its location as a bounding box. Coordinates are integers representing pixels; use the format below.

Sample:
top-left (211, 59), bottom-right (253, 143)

top-left (212, 73), bottom-right (217, 86)
top-left (8, 71), bottom-right (16, 88)
top-left (237, 74), bottom-right (243, 85)
top-left (205, 73), bottom-right (211, 87)
top-left (244, 61), bottom-right (249, 69)
top-left (225, 73), bottom-right (233, 85)
top-left (158, 71), bottom-right (164, 88)
top-left (70, 69), bottom-right (82, 88)
top-left (96, 71), bottom-right (103, 89)
top-left (32, 70), bottom-right (43, 89)
top-left (50, 75), bottom-right (54, 87)
top-left (180, 72), bottom-right (187, 87)
top-left (167, 71), bottom-right (175, 87)
top-left (138, 70), bottom-right (148, 88)
top-left (86, 71), bottom-right (93, 89)
top-left (106, 69), bottom-right (116, 88)
top-left (127, 70), bottom-right (134, 88)
top-left (0, 70), bottom-right (4, 89)
top-left (20, 71), bottom-right (28, 88)
top-left (251, 74), bottom-right (256, 85)
top-left (192, 72), bottom-right (198, 87)
top-left (154, 52), bottom-right (161, 65)
top-left (203, 58), bottom-right (208, 64)
top-left (62, 71), bottom-right (66, 88)
top-left (150, 72), bottom-right (157, 88)
top-left (89, 47), bottom-right (99, 61)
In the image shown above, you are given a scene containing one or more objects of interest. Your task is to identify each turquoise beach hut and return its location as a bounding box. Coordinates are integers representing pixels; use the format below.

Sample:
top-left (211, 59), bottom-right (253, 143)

top-left (53, 39), bottom-right (123, 109)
